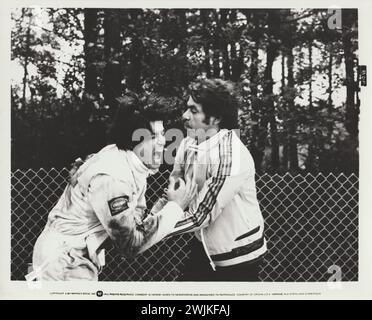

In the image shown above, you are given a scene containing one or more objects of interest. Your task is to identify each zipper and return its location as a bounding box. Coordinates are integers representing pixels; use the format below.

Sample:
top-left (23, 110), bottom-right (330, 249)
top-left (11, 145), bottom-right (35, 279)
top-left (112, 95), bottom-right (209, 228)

top-left (200, 229), bottom-right (216, 271)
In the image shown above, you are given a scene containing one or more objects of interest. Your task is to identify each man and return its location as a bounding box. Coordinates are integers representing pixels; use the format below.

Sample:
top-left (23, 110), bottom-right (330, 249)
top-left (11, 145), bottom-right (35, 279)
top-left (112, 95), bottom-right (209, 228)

top-left (161, 78), bottom-right (267, 281)
top-left (29, 93), bottom-right (196, 281)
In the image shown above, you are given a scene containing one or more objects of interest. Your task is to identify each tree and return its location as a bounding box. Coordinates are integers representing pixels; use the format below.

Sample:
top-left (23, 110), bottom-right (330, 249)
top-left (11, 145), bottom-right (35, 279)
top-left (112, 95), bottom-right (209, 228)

top-left (342, 9), bottom-right (358, 139)
top-left (262, 10), bottom-right (281, 172)
top-left (84, 9), bottom-right (99, 97)
top-left (11, 8), bottom-right (359, 173)
top-left (103, 9), bottom-right (122, 109)
top-left (127, 9), bottom-right (144, 93)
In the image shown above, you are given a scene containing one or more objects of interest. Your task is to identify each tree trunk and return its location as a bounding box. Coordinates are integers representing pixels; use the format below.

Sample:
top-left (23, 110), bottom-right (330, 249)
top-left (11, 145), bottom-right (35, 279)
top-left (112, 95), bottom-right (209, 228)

top-left (200, 10), bottom-right (211, 77)
top-left (212, 10), bottom-right (221, 78)
top-left (220, 9), bottom-right (231, 79)
top-left (287, 47), bottom-right (299, 172)
top-left (127, 37), bottom-right (143, 93)
top-left (230, 42), bottom-right (239, 81)
top-left (212, 47), bottom-right (220, 78)
top-left (82, 8), bottom-right (99, 125)
top-left (127, 10), bottom-right (143, 93)
top-left (342, 9), bottom-right (359, 139)
top-left (103, 9), bottom-right (122, 108)
top-left (263, 10), bottom-right (280, 172)
top-left (248, 11), bottom-right (263, 172)
top-left (229, 10), bottom-right (239, 81)
top-left (327, 44), bottom-right (334, 139)
top-left (22, 9), bottom-right (32, 108)
top-left (307, 39), bottom-right (316, 172)
top-left (222, 44), bottom-right (230, 79)
top-left (309, 40), bottom-right (313, 109)
top-left (247, 10), bottom-right (266, 173)
top-left (237, 43), bottom-right (245, 79)
top-left (281, 53), bottom-right (289, 171)
top-left (175, 9), bottom-right (187, 54)
top-left (174, 9), bottom-right (189, 90)
top-left (328, 45), bottom-right (333, 108)
top-left (83, 9), bottom-right (98, 95)
top-left (204, 43), bottom-right (211, 78)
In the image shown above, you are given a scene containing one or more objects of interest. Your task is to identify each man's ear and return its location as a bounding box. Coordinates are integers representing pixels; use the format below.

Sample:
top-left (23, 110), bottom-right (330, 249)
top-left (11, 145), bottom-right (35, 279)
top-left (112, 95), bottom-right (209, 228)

top-left (210, 116), bottom-right (221, 126)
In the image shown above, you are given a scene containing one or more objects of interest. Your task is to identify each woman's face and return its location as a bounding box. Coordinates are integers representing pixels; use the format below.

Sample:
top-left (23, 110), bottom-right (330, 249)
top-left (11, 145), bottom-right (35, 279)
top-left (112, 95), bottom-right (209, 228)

top-left (133, 121), bottom-right (166, 171)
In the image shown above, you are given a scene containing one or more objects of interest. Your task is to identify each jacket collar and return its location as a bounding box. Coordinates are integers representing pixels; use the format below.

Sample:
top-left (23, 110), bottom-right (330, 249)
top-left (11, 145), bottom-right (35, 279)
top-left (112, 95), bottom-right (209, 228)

top-left (187, 129), bottom-right (229, 152)
top-left (126, 150), bottom-right (150, 177)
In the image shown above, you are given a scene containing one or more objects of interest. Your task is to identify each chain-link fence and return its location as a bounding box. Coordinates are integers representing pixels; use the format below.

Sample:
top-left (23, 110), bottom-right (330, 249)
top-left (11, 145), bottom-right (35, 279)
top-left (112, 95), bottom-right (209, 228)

top-left (11, 169), bottom-right (358, 281)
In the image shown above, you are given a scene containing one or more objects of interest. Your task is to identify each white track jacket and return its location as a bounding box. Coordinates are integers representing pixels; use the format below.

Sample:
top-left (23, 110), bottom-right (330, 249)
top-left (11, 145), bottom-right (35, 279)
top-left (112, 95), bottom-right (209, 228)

top-left (168, 129), bottom-right (267, 267)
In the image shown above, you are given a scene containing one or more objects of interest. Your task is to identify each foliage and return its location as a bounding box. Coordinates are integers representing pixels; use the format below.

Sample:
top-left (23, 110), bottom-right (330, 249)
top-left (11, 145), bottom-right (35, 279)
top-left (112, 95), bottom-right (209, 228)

top-left (11, 8), bottom-right (359, 173)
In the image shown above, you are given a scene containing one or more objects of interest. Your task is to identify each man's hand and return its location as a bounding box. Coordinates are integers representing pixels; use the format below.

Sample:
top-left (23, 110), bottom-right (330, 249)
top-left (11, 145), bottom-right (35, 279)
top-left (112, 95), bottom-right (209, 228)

top-left (166, 176), bottom-right (197, 210)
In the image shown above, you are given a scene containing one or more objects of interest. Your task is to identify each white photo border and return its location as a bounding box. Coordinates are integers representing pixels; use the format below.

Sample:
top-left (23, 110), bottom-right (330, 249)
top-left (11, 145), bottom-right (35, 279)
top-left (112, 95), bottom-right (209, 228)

top-left (1, 0), bottom-right (371, 300)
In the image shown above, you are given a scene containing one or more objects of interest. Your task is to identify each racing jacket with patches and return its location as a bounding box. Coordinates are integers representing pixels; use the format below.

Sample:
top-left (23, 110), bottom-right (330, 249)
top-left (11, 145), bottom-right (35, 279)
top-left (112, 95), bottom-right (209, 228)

top-left (168, 129), bottom-right (267, 267)
top-left (44, 144), bottom-right (184, 266)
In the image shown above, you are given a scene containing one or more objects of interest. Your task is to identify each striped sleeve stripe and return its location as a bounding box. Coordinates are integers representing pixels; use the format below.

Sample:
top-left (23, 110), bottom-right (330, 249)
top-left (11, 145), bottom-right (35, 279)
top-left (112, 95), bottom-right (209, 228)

top-left (173, 133), bottom-right (230, 229)
top-left (171, 131), bottom-right (233, 235)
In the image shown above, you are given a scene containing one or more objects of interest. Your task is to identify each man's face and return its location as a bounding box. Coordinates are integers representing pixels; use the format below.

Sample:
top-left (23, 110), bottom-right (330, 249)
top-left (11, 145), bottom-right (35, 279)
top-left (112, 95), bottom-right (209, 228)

top-left (182, 96), bottom-right (219, 141)
top-left (182, 96), bottom-right (209, 131)
top-left (134, 121), bottom-right (166, 171)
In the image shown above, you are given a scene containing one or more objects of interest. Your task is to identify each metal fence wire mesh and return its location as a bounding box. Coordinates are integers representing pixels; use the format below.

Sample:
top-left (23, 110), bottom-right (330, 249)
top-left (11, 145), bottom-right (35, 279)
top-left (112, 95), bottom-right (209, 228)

top-left (11, 169), bottom-right (358, 281)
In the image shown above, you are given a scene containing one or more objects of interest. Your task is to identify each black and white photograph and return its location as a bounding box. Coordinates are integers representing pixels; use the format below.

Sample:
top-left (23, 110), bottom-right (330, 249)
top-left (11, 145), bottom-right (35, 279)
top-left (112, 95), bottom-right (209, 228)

top-left (3, 0), bottom-right (372, 300)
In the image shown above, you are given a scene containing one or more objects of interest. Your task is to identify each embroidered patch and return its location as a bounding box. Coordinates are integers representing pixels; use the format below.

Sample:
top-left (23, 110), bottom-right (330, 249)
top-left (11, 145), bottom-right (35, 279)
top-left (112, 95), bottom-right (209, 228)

top-left (108, 196), bottom-right (129, 216)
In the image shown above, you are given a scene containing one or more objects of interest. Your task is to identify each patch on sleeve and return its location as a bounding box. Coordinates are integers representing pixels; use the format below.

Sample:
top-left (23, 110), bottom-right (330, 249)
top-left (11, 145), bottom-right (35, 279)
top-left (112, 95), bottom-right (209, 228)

top-left (108, 196), bottom-right (129, 216)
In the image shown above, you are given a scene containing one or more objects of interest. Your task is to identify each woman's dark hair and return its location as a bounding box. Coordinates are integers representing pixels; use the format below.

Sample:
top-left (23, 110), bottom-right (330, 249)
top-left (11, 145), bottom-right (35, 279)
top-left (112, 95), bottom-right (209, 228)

top-left (108, 92), bottom-right (169, 151)
top-left (189, 78), bottom-right (239, 129)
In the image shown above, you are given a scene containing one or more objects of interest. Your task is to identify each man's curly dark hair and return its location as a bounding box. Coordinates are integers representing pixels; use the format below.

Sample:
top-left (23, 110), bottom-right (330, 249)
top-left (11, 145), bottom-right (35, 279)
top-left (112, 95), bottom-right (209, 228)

top-left (189, 78), bottom-right (239, 130)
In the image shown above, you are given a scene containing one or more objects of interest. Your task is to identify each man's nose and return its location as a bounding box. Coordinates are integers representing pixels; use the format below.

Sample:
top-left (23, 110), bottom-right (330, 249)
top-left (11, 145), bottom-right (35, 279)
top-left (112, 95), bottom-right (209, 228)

top-left (182, 109), bottom-right (190, 120)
